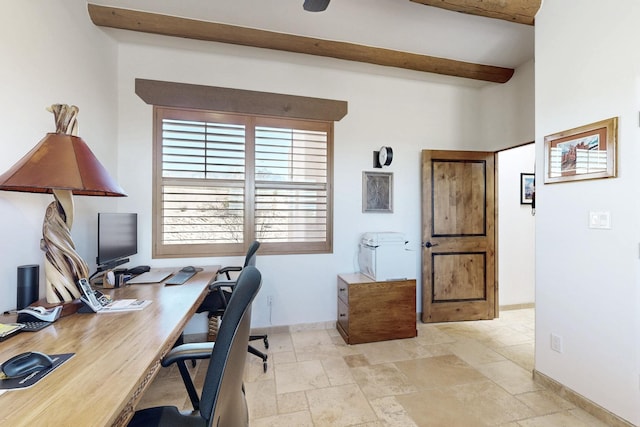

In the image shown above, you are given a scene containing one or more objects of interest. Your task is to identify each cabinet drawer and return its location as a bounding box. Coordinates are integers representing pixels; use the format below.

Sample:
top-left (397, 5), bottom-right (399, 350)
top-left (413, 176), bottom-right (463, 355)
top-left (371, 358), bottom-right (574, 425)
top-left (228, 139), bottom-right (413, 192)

top-left (337, 298), bottom-right (349, 334)
top-left (337, 278), bottom-right (349, 304)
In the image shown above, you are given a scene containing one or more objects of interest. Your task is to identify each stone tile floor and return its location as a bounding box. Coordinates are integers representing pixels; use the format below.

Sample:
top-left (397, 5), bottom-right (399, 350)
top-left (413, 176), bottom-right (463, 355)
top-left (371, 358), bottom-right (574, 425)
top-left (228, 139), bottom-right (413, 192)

top-left (137, 309), bottom-right (609, 426)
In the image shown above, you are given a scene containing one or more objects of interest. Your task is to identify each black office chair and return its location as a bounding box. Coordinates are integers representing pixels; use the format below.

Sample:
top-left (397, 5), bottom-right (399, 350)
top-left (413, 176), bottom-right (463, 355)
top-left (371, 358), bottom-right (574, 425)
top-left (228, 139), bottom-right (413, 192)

top-left (197, 240), bottom-right (269, 372)
top-left (127, 266), bottom-right (262, 427)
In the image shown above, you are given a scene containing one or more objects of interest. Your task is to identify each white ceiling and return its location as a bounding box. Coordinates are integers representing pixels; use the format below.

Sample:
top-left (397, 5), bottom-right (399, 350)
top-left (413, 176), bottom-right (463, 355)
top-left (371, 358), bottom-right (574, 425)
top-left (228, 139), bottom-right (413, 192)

top-left (88, 0), bottom-right (534, 70)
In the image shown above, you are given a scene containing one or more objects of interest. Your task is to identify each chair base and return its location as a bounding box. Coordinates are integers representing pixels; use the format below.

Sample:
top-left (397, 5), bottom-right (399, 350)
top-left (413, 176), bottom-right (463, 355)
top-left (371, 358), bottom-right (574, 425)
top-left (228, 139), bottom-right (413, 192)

top-left (249, 344), bottom-right (267, 373)
top-left (249, 334), bottom-right (268, 372)
top-left (250, 334), bottom-right (269, 349)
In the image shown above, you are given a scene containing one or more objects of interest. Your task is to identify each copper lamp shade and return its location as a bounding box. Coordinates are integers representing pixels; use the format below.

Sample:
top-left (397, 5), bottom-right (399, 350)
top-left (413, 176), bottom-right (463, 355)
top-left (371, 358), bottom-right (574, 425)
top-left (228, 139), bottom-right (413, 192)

top-left (0, 133), bottom-right (125, 196)
top-left (0, 105), bottom-right (126, 304)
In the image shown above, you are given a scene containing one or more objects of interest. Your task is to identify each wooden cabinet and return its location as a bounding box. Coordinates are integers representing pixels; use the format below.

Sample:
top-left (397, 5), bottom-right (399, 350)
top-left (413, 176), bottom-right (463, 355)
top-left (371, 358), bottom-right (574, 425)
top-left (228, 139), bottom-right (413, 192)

top-left (337, 273), bottom-right (417, 344)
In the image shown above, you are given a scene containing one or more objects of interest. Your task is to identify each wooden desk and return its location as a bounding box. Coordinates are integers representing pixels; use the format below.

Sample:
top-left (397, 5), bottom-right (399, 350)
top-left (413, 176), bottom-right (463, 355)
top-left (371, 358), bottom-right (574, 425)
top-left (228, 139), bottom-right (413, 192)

top-left (0, 266), bottom-right (219, 427)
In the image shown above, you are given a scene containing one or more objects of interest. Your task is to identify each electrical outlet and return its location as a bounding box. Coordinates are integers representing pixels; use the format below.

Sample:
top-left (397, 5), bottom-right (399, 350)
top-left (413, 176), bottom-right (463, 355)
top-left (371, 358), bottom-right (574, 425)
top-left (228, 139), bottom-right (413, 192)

top-left (550, 333), bottom-right (563, 353)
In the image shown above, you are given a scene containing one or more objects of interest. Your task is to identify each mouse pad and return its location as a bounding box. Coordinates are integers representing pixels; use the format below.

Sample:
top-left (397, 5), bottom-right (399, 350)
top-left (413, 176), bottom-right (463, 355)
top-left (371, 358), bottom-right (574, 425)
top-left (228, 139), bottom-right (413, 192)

top-left (0, 353), bottom-right (74, 390)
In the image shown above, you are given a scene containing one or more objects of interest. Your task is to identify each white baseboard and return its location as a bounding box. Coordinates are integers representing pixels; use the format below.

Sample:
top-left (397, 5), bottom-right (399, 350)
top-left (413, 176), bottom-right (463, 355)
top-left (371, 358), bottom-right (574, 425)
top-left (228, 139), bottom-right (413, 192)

top-left (499, 303), bottom-right (535, 310)
top-left (533, 370), bottom-right (635, 427)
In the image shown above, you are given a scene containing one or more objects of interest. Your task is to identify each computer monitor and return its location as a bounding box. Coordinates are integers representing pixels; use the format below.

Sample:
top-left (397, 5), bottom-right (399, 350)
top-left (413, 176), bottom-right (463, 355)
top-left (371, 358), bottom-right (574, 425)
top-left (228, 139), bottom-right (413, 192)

top-left (96, 213), bottom-right (138, 271)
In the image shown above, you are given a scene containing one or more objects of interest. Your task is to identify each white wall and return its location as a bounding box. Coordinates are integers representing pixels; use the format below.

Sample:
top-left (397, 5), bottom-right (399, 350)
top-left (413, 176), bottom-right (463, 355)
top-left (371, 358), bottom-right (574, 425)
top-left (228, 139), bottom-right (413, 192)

top-left (535, 1), bottom-right (640, 424)
top-left (112, 33), bottom-right (533, 333)
top-left (497, 144), bottom-right (536, 306)
top-left (115, 36), bottom-right (485, 331)
top-left (483, 60), bottom-right (536, 307)
top-left (481, 59), bottom-right (535, 151)
top-left (0, 1), bottom-right (119, 313)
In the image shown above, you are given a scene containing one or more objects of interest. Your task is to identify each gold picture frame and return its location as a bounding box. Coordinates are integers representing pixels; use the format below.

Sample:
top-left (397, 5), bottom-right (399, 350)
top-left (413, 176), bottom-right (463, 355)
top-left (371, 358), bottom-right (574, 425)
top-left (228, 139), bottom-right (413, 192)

top-left (544, 117), bottom-right (618, 184)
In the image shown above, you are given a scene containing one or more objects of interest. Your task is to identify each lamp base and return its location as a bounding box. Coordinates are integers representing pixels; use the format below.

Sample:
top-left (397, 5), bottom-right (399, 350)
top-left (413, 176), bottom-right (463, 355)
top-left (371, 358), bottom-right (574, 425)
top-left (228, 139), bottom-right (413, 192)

top-left (42, 190), bottom-right (88, 303)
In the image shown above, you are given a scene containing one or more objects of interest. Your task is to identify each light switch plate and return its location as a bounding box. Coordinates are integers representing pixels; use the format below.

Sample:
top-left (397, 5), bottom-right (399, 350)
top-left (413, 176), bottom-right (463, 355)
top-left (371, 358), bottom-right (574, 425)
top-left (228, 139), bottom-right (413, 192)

top-left (589, 211), bottom-right (611, 229)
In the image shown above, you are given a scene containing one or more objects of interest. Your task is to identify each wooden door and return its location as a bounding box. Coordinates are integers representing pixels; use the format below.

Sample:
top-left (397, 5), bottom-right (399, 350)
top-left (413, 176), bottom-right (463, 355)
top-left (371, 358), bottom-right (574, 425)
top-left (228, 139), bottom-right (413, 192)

top-left (421, 150), bottom-right (496, 323)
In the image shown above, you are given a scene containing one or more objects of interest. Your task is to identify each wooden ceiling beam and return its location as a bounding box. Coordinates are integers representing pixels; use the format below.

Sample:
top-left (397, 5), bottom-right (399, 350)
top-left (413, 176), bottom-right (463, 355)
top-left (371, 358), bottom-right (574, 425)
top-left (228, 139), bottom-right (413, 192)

top-left (87, 4), bottom-right (514, 84)
top-left (410, 0), bottom-right (541, 26)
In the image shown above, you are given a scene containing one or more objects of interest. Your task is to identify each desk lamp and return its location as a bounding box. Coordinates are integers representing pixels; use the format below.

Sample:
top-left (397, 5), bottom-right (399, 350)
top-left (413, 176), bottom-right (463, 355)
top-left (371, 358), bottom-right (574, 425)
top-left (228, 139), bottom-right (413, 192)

top-left (0, 104), bottom-right (126, 303)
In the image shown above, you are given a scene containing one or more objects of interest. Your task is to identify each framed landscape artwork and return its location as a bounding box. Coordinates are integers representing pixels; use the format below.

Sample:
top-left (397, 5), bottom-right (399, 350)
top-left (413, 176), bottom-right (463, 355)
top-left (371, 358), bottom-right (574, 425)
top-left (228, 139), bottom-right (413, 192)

top-left (520, 173), bottom-right (534, 205)
top-left (544, 117), bottom-right (618, 184)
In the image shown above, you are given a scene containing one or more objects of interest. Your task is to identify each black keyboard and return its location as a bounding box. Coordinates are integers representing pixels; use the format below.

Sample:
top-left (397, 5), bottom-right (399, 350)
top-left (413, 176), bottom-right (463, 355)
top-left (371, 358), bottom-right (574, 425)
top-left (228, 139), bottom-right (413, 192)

top-left (165, 271), bottom-right (196, 285)
top-left (20, 321), bottom-right (52, 332)
top-left (127, 265), bottom-right (151, 275)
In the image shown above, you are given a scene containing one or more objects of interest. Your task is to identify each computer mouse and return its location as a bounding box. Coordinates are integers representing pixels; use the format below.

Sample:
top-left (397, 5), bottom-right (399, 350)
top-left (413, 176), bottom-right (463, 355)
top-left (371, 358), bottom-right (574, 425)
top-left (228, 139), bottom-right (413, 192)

top-left (181, 266), bottom-right (196, 273)
top-left (1, 351), bottom-right (53, 378)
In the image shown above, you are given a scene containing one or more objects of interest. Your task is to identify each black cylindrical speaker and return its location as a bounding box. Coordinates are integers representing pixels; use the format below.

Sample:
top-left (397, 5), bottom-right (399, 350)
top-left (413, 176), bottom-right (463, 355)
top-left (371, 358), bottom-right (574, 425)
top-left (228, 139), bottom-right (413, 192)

top-left (17, 264), bottom-right (39, 310)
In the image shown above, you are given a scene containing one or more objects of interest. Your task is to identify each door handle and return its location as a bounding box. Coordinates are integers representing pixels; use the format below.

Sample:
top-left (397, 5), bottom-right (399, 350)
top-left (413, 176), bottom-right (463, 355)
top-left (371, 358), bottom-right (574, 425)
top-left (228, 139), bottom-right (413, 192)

top-left (423, 241), bottom-right (439, 248)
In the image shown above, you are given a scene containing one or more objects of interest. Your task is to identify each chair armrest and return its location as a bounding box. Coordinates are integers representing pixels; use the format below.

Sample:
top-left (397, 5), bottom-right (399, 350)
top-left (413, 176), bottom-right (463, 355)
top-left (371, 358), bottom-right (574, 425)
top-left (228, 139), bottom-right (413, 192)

top-left (207, 280), bottom-right (237, 310)
top-left (217, 266), bottom-right (242, 280)
top-left (162, 342), bottom-right (215, 367)
top-left (208, 279), bottom-right (237, 292)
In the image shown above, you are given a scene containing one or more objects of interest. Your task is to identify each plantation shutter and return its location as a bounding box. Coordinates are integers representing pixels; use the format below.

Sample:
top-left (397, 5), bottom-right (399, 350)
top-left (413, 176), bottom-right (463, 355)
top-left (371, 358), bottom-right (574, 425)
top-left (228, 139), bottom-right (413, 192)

top-left (154, 109), bottom-right (248, 256)
top-left (153, 108), bottom-right (332, 257)
top-left (254, 118), bottom-right (331, 251)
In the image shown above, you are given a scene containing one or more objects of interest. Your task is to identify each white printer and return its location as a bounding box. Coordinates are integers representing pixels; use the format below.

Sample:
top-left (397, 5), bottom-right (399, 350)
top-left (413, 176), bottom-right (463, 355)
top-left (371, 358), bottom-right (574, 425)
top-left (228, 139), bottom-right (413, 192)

top-left (358, 232), bottom-right (416, 281)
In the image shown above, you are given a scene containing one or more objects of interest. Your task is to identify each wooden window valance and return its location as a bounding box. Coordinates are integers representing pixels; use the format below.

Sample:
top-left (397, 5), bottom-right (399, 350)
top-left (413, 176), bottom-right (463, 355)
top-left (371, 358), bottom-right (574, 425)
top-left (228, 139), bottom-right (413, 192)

top-left (135, 78), bottom-right (348, 122)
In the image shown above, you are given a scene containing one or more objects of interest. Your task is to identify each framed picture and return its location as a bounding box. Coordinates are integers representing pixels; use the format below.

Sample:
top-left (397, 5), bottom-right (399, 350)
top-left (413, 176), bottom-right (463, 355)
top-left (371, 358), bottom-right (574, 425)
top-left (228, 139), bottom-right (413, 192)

top-left (520, 173), bottom-right (535, 205)
top-left (544, 117), bottom-right (618, 184)
top-left (363, 171), bottom-right (393, 213)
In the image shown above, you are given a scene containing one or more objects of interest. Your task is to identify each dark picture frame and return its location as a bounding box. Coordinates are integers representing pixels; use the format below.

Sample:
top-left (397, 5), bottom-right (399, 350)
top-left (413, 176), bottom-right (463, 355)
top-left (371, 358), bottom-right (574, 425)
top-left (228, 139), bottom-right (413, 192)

top-left (520, 173), bottom-right (535, 205)
top-left (363, 171), bottom-right (393, 213)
